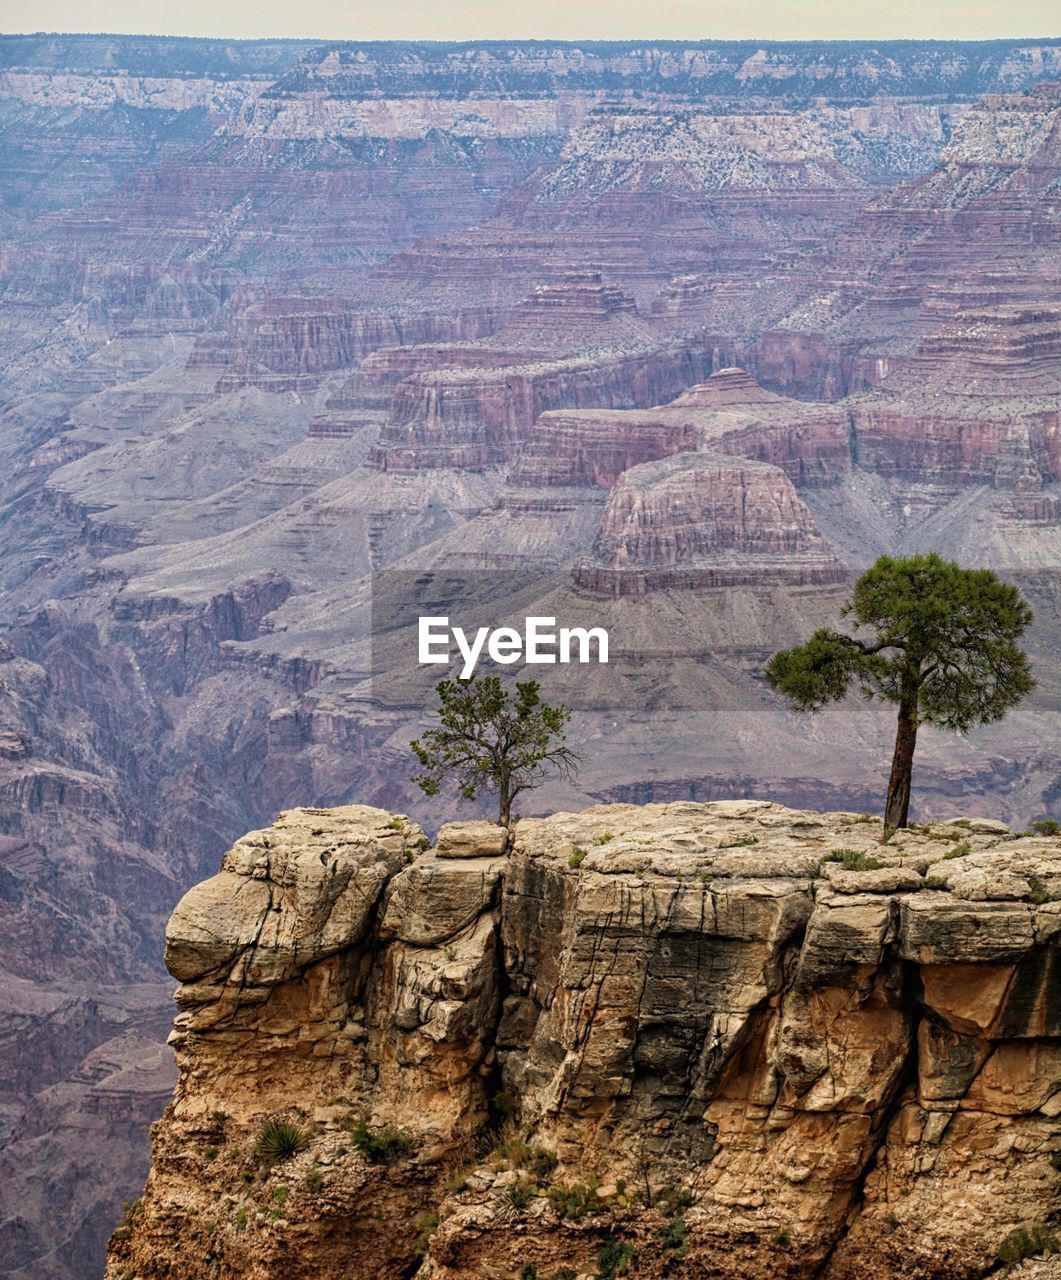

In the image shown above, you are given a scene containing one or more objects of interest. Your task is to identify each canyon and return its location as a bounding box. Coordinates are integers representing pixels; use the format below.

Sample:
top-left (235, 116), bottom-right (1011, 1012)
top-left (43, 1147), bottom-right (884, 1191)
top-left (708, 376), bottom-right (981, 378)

top-left (0, 33), bottom-right (1059, 1280)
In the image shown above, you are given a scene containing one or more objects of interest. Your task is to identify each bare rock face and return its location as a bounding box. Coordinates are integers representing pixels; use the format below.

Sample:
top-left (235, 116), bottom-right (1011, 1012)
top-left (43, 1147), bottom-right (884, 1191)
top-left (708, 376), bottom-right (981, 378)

top-left (577, 452), bottom-right (847, 593)
top-left (107, 801), bottom-right (1061, 1280)
top-left (510, 366), bottom-right (853, 489)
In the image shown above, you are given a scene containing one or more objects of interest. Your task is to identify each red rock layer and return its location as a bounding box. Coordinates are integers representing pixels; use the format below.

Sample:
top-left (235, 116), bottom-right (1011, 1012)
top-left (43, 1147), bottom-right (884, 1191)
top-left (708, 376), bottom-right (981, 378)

top-left (511, 367), bottom-right (853, 488)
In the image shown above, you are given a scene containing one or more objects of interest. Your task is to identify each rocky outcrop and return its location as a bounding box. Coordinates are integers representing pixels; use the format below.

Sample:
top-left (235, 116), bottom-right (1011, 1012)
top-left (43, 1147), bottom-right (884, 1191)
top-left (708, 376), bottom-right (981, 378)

top-left (576, 453), bottom-right (846, 594)
top-left (368, 277), bottom-right (722, 470)
top-left (510, 367), bottom-right (853, 489)
top-left (107, 800), bottom-right (1061, 1280)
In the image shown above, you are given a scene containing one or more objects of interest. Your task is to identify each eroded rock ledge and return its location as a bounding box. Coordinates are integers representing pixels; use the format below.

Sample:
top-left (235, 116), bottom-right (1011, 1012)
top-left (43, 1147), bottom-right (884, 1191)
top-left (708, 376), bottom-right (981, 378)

top-left (106, 801), bottom-right (1061, 1280)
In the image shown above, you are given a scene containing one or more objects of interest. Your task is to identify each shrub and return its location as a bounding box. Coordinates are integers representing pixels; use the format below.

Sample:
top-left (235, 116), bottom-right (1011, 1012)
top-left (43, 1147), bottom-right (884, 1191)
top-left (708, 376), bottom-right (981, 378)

top-left (596, 1238), bottom-right (637, 1279)
top-left (303, 1167), bottom-right (324, 1194)
top-left (409, 1211), bottom-right (439, 1257)
top-left (495, 1136), bottom-right (557, 1181)
top-left (772, 1226), bottom-right (792, 1250)
top-left (349, 1116), bottom-right (415, 1163)
top-left (257, 1121), bottom-right (309, 1162)
top-left (730, 835), bottom-right (759, 847)
top-left (547, 1179), bottom-right (605, 1219)
top-left (594, 832), bottom-right (615, 845)
top-left (568, 847), bottom-right (587, 868)
top-left (387, 816), bottom-right (403, 831)
top-left (520, 1266), bottom-right (539, 1280)
top-left (1027, 876), bottom-right (1056, 905)
top-left (822, 848), bottom-right (881, 871)
top-left (996, 1223), bottom-right (1059, 1265)
top-left (508, 1180), bottom-right (536, 1212)
top-left (654, 1185), bottom-right (694, 1214)
top-left (943, 841), bottom-right (971, 859)
top-left (1032, 818), bottom-right (1059, 837)
top-left (657, 1214), bottom-right (689, 1259)
top-left (924, 876), bottom-right (950, 891)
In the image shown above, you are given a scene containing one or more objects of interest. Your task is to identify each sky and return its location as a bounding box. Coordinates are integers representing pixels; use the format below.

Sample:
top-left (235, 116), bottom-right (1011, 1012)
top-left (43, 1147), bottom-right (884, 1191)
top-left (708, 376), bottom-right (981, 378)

top-left (0, 0), bottom-right (1057, 42)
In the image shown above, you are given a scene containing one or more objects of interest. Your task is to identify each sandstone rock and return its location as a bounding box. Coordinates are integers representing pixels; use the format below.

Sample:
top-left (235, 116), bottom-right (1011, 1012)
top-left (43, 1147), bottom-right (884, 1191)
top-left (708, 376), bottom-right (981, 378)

top-left (380, 852), bottom-right (504, 945)
top-left (435, 820), bottom-right (508, 859)
top-left (166, 805), bottom-right (412, 987)
top-left (112, 802), bottom-right (1061, 1280)
top-left (821, 864), bottom-right (924, 894)
top-left (899, 894), bottom-right (1037, 964)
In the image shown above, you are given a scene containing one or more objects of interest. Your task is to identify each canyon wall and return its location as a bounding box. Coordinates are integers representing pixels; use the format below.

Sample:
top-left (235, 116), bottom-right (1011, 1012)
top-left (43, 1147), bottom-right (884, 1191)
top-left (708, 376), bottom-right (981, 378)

top-left (107, 801), bottom-right (1061, 1280)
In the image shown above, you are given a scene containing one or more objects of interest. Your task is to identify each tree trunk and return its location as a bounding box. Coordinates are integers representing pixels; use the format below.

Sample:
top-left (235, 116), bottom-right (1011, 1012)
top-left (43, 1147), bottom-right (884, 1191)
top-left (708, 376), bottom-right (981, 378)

top-left (498, 786), bottom-right (513, 854)
top-left (884, 695), bottom-right (918, 831)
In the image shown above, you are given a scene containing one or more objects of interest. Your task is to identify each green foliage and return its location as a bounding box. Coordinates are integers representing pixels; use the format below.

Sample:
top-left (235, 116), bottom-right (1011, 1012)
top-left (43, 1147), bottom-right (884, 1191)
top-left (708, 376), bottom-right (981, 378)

top-left (349, 1116), bottom-right (415, 1163)
top-left (924, 876), bottom-right (950, 891)
top-left (234, 1207), bottom-right (248, 1230)
top-left (943, 841), bottom-right (971, 859)
top-left (494, 1135), bottom-right (558, 1181)
top-left (1027, 876), bottom-right (1056, 905)
top-left (547, 1179), bottom-right (606, 1219)
top-left (653, 1185), bottom-right (695, 1215)
top-left (112, 1199), bottom-right (143, 1241)
top-left (520, 1266), bottom-right (539, 1280)
top-left (766, 554), bottom-right (1034, 728)
top-left (412, 1212), bottom-right (440, 1257)
top-left (851, 814), bottom-right (876, 824)
top-left (257, 1121), bottom-right (309, 1162)
top-left (303, 1167), bottom-right (324, 1194)
top-left (410, 676), bottom-right (579, 824)
top-left (270, 1186), bottom-right (289, 1207)
top-left (766, 555), bottom-right (1034, 826)
top-left (657, 1214), bottom-right (689, 1259)
top-left (596, 1238), bottom-right (637, 1279)
top-left (594, 832), bottom-right (616, 844)
top-left (386, 815), bottom-right (403, 831)
top-left (822, 848), bottom-right (881, 871)
top-left (1032, 818), bottom-right (1060, 836)
top-left (730, 835), bottom-right (759, 847)
top-left (996, 1222), bottom-right (1059, 1265)
top-left (568, 847), bottom-right (588, 868)
top-left (883, 1211), bottom-right (899, 1231)
top-left (772, 1226), bottom-right (792, 1250)
top-left (507, 1180), bottom-right (536, 1211)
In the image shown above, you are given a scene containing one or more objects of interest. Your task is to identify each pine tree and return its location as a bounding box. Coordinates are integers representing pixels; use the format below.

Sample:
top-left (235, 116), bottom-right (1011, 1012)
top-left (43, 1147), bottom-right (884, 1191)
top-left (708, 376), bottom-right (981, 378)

top-left (411, 675), bottom-right (579, 830)
top-left (765, 554), bottom-right (1035, 830)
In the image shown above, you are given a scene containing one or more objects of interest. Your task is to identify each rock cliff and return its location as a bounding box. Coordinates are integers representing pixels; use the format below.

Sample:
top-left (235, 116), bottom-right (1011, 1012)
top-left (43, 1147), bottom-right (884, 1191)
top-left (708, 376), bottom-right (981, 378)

top-left (107, 801), bottom-right (1061, 1280)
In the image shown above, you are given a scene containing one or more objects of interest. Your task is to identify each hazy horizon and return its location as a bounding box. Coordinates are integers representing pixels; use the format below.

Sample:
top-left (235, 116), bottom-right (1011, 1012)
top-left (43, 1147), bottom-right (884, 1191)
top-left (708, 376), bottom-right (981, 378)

top-left (0, 0), bottom-right (1057, 42)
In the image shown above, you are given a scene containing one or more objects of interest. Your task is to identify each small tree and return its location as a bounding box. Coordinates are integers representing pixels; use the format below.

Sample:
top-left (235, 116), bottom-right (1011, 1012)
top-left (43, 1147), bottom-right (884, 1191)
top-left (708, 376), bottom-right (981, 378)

top-left (765, 554), bottom-right (1034, 831)
top-left (411, 675), bottom-right (579, 827)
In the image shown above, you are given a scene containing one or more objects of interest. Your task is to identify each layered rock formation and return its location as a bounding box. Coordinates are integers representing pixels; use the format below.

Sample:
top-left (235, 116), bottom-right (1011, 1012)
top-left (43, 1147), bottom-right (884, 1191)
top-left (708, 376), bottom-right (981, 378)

top-left (510, 367), bottom-right (852, 489)
top-left (107, 801), bottom-right (1061, 1280)
top-left (576, 453), bottom-right (846, 594)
